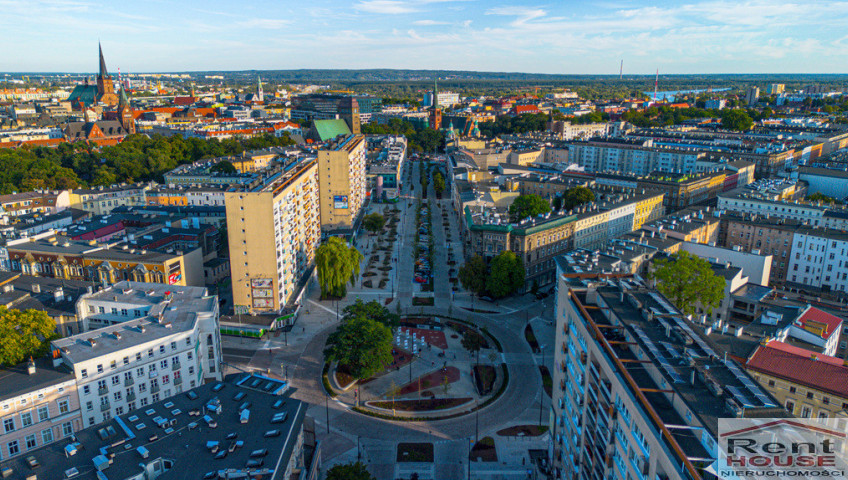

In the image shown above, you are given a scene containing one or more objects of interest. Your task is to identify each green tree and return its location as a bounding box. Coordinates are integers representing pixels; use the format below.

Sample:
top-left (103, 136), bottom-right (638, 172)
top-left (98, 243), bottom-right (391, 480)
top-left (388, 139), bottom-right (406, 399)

top-left (324, 316), bottom-right (393, 379)
top-left (316, 237), bottom-right (363, 299)
top-left (559, 186), bottom-right (595, 211)
top-left (508, 194), bottom-right (551, 222)
top-left (486, 251), bottom-right (525, 298)
top-left (362, 213), bottom-right (386, 235)
top-left (210, 160), bottom-right (237, 174)
top-left (326, 462), bottom-right (375, 480)
top-left (342, 298), bottom-right (400, 328)
top-left (649, 251), bottom-right (725, 316)
top-left (808, 192), bottom-right (842, 205)
top-left (433, 172), bottom-right (445, 195)
top-left (461, 330), bottom-right (485, 366)
top-left (721, 109), bottom-right (754, 131)
top-left (0, 307), bottom-right (58, 366)
top-left (459, 255), bottom-right (488, 296)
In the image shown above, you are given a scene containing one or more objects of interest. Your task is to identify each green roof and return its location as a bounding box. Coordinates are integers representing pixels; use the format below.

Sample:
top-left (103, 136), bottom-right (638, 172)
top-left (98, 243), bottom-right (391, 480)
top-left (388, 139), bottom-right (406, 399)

top-left (463, 206), bottom-right (575, 234)
top-left (312, 119), bottom-right (351, 141)
top-left (67, 85), bottom-right (98, 107)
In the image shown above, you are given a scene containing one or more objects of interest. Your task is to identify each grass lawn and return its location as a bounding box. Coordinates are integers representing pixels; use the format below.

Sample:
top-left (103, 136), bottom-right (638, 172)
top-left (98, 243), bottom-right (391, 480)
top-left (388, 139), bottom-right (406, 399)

top-left (470, 436), bottom-right (498, 462)
top-left (397, 442), bottom-right (434, 462)
top-left (524, 324), bottom-right (540, 352)
top-left (539, 366), bottom-right (552, 398)
top-left (371, 397), bottom-right (471, 412)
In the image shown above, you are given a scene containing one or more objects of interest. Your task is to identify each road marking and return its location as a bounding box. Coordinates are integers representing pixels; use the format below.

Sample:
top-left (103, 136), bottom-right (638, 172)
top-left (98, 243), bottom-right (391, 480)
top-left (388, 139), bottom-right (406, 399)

top-left (307, 299), bottom-right (337, 315)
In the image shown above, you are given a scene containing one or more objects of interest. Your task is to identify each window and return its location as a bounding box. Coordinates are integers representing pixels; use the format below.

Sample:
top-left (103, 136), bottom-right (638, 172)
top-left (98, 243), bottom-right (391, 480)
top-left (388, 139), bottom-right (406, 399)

top-left (768, 380), bottom-right (775, 387)
top-left (81, 369), bottom-right (88, 378)
top-left (110, 360), bottom-right (117, 370)
top-left (140, 398), bottom-right (148, 407)
top-left (111, 376), bottom-right (120, 386)
top-left (148, 349), bottom-right (154, 358)
top-left (789, 386), bottom-right (796, 394)
top-left (113, 392), bottom-right (122, 402)
top-left (58, 399), bottom-right (69, 414)
top-left (3, 418), bottom-right (15, 433)
top-left (170, 341), bottom-right (177, 351)
top-left (37, 405), bottom-right (49, 422)
top-left (86, 401), bottom-right (93, 411)
top-left (786, 400), bottom-right (795, 413)
top-left (807, 392), bottom-right (814, 400)
top-left (159, 345), bottom-right (166, 354)
top-left (136, 353), bottom-right (142, 361)
top-left (7, 440), bottom-right (19, 456)
top-left (136, 368), bottom-right (144, 377)
top-left (160, 360), bottom-right (168, 369)
top-left (97, 364), bottom-right (103, 373)
top-left (25, 434), bottom-right (36, 450)
top-left (801, 406), bottom-right (812, 418)
top-left (20, 412), bottom-right (32, 427)
top-left (41, 429), bottom-right (53, 444)
top-left (123, 357), bottom-right (129, 365)
top-left (62, 422), bottom-right (73, 437)
top-left (185, 338), bottom-right (191, 346)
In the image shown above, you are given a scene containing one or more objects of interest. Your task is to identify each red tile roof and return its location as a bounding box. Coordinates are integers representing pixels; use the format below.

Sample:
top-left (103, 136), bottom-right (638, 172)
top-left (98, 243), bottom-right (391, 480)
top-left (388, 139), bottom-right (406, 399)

top-left (746, 340), bottom-right (848, 398)
top-left (796, 306), bottom-right (843, 340)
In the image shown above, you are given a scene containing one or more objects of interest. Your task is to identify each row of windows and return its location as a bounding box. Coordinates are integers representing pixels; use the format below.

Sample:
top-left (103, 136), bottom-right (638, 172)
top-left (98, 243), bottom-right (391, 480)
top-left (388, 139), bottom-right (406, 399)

top-left (2, 422), bottom-right (72, 459)
top-left (80, 339), bottom-right (192, 378)
top-left (2, 401), bottom-right (68, 434)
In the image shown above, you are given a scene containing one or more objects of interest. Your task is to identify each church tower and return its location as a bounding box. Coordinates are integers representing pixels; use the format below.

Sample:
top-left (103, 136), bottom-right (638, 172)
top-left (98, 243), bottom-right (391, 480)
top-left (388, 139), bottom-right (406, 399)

top-left (428, 77), bottom-right (442, 130)
top-left (96, 43), bottom-right (119, 106)
top-left (257, 76), bottom-right (264, 103)
top-left (117, 87), bottom-right (135, 134)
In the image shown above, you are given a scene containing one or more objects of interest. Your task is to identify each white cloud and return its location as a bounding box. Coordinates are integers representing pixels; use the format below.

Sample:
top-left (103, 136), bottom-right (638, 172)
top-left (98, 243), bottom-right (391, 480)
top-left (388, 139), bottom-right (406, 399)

top-left (237, 18), bottom-right (291, 29)
top-left (413, 19), bottom-right (449, 25)
top-left (354, 0), bottom-right (418, 14)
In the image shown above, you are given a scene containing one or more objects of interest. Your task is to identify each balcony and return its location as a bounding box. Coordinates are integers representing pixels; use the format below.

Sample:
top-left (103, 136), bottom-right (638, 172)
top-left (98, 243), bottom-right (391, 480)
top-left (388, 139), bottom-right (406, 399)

top-left (127, 392), bottom-right (136, 402)
top-left (151, 384), bottom-right (160, 394)
top-left (100, 402), bottom-right (110, 412)
top-left (172, 362), bottom-right (181, 372)
top-left (98, 386), bottom-right (109, 396)
top-left (124, 377), bottom-right (134, 387)
top-left (173, 376), bottom-right (182, 384)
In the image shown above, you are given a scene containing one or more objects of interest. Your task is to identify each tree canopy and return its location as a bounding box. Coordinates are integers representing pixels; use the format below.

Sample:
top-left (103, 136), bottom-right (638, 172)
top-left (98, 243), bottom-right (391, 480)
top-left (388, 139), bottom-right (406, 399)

top-left (461, 330), bottom-right (485, 365)
top-left (557, 186), bottom-right (595, 211)
top-left (459, 255), bottom-right (488, 296)
top-left (326, 462), bottom-right (375, 480)
top-left (720, 109), bottom-right (754, 131)
top-left (316, 237), bottom-right (363, 299)
top-left (341, 298), bottom-right (400, 329)
top-left (432, 172), bottom-right (445, 195)
top-left (324, 316), bottom-right (393, 379)
top-left (210, 160), bottom-right (237, 174)
top-left (0, 132), bottom-right (295, 194)
top-left (361, 118), bottom-right (444, 153)
top-left (362, 213), bottom-right (386, 235)
top-left (486, 251), bottom-right (526, 298)
top-left (0, 307), bottom-right (58, 366)
top-left (649, 251), bottom-right (725, 317)
top-left (509, 194), bottom-right (551, 222)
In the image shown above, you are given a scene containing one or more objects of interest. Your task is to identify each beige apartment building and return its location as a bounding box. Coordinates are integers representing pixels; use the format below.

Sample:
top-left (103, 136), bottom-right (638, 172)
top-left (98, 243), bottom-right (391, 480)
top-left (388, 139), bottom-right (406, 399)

top-left (226, 158), bottom-right (320, 313)
top-left (0, 359), bottom-right (82, 462)
top-left (317, 134), bottom-right (367, 233)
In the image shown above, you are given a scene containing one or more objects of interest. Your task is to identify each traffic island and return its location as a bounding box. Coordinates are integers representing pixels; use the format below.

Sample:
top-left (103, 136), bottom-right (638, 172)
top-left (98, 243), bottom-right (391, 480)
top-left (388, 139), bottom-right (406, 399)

top-left (397, 442), bottom-right (434, 462)
top-left (496, 425), bottom-right (550, 437)
top-left (470, 437), bottom-right (498, 462)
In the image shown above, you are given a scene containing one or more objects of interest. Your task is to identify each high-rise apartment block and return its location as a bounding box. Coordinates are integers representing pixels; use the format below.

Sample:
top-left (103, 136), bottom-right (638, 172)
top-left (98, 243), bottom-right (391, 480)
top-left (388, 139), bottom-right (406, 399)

top-left (52, 281), bottom-right (222, 428)
top-left (746, 86), bottom-right (760, 106)
top-left (317, 135), bottom-right (367, 234)
top-left (551, 273), bottom-right (785, 480)
top-left (226, 157), bottom-right (320, 313)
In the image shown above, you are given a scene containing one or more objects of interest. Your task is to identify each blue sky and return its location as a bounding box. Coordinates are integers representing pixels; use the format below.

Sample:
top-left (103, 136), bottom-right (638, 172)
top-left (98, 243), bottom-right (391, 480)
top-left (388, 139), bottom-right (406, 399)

top-left (2, 0), bottom-right (847, 73)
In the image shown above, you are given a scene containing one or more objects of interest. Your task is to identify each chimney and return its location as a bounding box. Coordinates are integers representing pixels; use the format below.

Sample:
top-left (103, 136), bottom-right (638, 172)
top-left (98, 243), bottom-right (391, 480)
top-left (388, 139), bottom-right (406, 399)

top-left (53, 287), bottom-right (64, 302)
top-left (27, 358), bottom-right (36, 375)
top-left (32, 283), bottom-right (41, 293)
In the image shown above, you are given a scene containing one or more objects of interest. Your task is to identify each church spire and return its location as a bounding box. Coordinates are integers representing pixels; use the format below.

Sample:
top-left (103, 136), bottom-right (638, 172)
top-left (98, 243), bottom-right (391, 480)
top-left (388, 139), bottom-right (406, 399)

top-left (98, 42), bottom-right (108, 78)
top-left (432, 77), bottom-right (439, 109)
top-left (118, 86), bottom-right (129, 108)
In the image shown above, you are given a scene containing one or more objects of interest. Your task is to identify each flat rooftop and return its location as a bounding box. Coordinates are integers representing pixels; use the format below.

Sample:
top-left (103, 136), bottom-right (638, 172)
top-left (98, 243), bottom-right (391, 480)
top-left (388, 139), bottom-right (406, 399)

top-left (0, 374), bottom-right (304, 480)
top-left (0, 357), bottom-right (74, 403)
top-left (52, 282), bottom-right (215, 363)
top-left (573, 283), bottom-right (787, 459)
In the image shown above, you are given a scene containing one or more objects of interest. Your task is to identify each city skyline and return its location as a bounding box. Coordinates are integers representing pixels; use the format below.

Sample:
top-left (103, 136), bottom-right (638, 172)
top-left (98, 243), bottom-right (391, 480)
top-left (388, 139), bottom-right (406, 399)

top-left (2, 0), bottom-right (848, 74)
